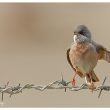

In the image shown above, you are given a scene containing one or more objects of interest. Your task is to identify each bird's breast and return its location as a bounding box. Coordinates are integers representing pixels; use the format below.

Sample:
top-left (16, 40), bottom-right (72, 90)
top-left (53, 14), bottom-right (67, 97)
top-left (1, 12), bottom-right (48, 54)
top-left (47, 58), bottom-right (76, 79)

top-left (70, 43), bottom-right (89, 58)
top-left (69, 43), bottom-right (98, 74)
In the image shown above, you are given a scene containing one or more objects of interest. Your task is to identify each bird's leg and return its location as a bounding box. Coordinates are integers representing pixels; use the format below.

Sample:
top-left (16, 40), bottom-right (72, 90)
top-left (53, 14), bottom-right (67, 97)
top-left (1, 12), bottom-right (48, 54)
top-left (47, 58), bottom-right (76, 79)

top-left (88, 73), bottom-right (96, 92)
top-left (71, 72), bottom-right (77, 86)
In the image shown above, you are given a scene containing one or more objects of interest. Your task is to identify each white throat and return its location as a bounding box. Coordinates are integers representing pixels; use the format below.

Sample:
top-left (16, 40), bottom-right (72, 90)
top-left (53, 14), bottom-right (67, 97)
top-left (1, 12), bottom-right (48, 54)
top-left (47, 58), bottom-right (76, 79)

top-left (73, 35), bottom-right (78, 43)
top-left (73, 34), bottom-right (90, 43)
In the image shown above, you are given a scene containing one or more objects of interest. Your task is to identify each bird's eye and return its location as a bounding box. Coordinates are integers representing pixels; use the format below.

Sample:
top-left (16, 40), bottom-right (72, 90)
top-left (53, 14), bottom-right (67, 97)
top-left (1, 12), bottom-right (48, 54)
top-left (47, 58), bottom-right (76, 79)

top-left (79, 31), bottom-right (84, 35)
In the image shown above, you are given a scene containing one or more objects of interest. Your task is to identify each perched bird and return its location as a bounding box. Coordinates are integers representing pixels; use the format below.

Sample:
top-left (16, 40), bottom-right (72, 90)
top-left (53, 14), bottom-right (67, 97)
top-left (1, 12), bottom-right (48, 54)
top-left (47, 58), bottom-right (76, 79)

top-left (67, 25), bottom-right (110, 90)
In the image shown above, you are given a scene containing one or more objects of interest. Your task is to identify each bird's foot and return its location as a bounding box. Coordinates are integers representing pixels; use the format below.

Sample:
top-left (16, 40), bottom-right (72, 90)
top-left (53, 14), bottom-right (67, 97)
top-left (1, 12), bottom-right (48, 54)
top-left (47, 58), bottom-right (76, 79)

top-left (71, 78), bottom-right (76, 87)
top-left (71, 73), bottom-right (77, 87)
top-left (88, 83), bottom-right (96, 93)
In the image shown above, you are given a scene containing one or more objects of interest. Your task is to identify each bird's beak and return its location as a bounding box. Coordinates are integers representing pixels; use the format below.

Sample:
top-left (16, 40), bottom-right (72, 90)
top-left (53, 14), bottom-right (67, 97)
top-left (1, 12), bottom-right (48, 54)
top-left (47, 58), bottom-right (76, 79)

top-left (74, 32), bottom-right (78, 35)
top-left (73, 32), bottom-right (78, 38)
top-left (73, 32), bottom-right (79, 37)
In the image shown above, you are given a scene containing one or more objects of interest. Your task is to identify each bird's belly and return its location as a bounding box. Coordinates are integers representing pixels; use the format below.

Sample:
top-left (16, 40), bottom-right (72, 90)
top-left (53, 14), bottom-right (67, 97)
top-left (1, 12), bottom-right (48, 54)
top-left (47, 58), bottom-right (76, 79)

top-left (75, 58), bottom-right (92, 74)
top-left (70, 43), bottom-right (98, 74)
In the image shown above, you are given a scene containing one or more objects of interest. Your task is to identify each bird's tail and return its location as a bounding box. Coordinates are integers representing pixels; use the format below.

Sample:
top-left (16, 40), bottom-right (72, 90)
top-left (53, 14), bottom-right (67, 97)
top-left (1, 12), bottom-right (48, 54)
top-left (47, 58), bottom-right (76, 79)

top-left (85, 71), bottom-right (99, 83)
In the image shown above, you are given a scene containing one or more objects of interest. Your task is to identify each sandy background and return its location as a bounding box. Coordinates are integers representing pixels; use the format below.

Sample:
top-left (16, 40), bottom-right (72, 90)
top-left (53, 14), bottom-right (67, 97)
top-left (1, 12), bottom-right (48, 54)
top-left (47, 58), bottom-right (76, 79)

top-left (0, 3), bottom-right (110, 107)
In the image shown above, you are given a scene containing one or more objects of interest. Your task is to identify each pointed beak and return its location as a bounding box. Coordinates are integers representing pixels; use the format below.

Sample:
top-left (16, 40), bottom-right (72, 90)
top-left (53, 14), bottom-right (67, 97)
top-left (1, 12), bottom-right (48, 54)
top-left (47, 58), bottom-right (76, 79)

top-left (73, 32), bottom-right (79, 38)
top-left (74, 32), bottom-right (79, 35)
top-left (73, 32), bottom-right (78, 38)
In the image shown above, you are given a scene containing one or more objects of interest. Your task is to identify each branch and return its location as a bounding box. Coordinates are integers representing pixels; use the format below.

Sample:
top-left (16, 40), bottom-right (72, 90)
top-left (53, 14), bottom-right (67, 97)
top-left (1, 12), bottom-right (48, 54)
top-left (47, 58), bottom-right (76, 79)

top-left (0, 76), bottom-right (109, 104)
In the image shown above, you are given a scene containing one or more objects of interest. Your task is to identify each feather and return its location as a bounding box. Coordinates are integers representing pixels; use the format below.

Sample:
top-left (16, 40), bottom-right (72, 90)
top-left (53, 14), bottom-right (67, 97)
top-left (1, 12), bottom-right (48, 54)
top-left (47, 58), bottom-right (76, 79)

top-left (93, 41), bottom-right (110, 62)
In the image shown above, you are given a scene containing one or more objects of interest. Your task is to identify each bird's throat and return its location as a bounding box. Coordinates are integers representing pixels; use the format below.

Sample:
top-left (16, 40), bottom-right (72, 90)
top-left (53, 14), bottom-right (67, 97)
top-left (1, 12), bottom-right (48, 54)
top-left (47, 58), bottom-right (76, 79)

top-left (73, 35), bottom-right (90, 44)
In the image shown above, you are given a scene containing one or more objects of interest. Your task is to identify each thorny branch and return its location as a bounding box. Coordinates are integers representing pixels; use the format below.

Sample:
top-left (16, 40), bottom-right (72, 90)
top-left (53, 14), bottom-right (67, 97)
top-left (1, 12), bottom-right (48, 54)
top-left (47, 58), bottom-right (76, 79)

top-left (0, 76), bottom-right (110, 104)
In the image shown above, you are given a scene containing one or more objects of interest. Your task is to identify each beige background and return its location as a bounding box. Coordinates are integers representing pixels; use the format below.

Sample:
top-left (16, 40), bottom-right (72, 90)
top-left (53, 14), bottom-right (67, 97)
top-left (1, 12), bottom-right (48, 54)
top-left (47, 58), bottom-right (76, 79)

top-left (0, 3), bottom-right (110, 107)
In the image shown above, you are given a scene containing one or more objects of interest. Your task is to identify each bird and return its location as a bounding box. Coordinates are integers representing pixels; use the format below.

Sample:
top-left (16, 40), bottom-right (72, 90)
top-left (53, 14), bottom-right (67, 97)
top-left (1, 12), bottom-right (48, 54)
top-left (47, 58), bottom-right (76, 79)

top-left (67, 25), bottom-right (110, 90)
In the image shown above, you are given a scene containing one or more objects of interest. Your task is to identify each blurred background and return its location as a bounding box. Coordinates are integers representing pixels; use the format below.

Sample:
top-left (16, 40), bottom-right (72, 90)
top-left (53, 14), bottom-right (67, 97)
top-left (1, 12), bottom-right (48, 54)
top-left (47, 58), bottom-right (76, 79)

top-left (0, 3), bottom-right (110, 107)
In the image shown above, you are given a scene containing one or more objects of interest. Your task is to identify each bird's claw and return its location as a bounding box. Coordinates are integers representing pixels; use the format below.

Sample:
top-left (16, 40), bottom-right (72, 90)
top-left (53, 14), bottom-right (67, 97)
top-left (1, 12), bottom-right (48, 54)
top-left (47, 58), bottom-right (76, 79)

top-left (88, 83), bottom-right (96, 93)
top-left (71, 78), bottom-right (76, 87)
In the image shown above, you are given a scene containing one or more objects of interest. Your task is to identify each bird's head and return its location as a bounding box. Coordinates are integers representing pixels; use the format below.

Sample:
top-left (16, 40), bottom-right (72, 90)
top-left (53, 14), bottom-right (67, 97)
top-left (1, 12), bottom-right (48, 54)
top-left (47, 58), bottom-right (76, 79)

top-left (73, 25), bottom-right (92, 43)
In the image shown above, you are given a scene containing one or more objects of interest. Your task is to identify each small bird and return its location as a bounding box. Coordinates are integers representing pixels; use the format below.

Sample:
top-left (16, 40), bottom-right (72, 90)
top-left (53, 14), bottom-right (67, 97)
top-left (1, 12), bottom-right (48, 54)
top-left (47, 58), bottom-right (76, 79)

top-left (67, 25), bottom-right (110, 90)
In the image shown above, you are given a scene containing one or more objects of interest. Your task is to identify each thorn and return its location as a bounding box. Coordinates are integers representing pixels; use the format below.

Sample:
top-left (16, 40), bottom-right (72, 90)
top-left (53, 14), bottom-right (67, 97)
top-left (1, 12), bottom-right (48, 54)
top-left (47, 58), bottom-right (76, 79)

top-left (6, 81), bottom-right (9, 86)
top-left (61, 73), bottom-right (67, 92)
top-left (18, 83), bottom-right (21, 87)
top-left (98, 76), bottom-right (107, 98)
top-left (64, 88), bottom-right (66, 92)
top-left (1, 92), bottom-right (4, 102)
top-left (61, 73), bottom-right (63, 81)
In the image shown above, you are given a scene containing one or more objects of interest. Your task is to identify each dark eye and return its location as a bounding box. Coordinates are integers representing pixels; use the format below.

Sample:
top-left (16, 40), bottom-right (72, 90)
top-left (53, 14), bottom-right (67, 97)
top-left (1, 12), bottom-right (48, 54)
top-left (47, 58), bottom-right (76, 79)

top-left (79, 31), bottom-right (84, 35)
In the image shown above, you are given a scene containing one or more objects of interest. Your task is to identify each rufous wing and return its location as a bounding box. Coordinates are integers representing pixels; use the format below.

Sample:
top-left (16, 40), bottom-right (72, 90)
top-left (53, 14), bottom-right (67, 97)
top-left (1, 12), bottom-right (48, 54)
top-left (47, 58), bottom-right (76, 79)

top-left (66, 48), bottom-right (75, 70)
top-left (95, 42), bottom-right (110, 62)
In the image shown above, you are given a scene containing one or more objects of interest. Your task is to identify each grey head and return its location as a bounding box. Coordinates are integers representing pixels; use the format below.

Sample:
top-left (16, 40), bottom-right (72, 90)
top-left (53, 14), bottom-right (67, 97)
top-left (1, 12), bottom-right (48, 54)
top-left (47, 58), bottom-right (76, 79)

top-left (73, 25), bottom-right (92, 43)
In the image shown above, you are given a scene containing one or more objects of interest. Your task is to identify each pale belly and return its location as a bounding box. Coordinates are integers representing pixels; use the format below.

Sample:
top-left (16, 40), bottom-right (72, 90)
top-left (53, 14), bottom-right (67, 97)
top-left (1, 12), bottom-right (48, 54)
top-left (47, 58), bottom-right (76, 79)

top-left (69, 43), bottom-right (98, 75)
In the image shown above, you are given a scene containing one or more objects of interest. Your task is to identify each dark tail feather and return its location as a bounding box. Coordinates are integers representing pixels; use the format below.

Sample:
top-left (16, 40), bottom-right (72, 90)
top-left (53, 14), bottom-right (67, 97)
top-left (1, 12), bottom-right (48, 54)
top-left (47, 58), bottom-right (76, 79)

top-left (86, 71), bottom-right (99, 82)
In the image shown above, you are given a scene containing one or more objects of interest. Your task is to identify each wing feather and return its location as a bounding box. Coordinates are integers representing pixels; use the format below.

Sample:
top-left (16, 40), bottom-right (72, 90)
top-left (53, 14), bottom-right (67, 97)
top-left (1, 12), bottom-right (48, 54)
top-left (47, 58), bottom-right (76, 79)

top-left (94, 42), bottom-right (110, 62)
top-left (66, 48), bottom-right (74, 69)
top-left (66, 48), bottom-right (87, 78)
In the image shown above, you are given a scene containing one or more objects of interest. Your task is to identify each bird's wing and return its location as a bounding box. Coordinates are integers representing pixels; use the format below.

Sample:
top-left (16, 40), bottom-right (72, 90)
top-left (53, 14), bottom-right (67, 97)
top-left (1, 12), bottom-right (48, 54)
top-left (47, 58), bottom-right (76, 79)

top-left (66, 48), bottom-right (74, 69)
top-left (66, 48), bottom-right (86, 78)
top-left (92, 41), bottom-right (110, 62)
top-left (66, 48), bottom-right (76, 71)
